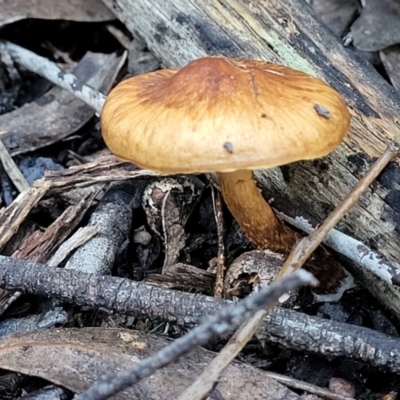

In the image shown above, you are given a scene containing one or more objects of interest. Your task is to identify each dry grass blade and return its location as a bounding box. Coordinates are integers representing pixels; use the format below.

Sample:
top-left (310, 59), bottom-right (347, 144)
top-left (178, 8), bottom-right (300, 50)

top-left (181, 141), bottom-right (399, 400)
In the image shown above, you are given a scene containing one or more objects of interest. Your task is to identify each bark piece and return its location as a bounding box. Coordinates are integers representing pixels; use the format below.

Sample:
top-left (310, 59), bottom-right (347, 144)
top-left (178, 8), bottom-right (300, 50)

top-left (37, 155), bottom-right (159, 192)
top-left (146, 263), bottom-right (215, 293)
top-left (0, 183), bottom-right (51, 251)
top-left (12, 191), bottom-right (97, 263)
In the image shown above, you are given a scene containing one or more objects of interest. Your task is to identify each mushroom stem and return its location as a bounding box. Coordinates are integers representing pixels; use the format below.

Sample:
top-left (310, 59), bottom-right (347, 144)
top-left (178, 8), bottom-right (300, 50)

top-left (217, 170), bottom-right (298, 254)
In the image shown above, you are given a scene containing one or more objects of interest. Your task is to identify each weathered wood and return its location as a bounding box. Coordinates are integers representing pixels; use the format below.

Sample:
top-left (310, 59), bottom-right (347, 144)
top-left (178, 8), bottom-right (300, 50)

top-left (102, 0), bottom-right (400, 311)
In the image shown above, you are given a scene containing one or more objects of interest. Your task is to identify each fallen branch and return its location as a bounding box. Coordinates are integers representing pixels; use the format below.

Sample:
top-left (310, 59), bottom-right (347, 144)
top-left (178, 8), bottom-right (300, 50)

top-left (0, 255), bottom-right (400, 374)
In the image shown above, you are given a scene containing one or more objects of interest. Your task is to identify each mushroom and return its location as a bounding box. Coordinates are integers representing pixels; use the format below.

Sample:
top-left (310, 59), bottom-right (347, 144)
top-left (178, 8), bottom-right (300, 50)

top-left (101, 57), bottom-right (350, 254)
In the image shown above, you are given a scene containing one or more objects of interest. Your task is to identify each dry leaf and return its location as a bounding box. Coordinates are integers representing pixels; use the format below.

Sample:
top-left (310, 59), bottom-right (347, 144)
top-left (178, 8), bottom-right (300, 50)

top-left (0, 327), bottom-right (303, 400)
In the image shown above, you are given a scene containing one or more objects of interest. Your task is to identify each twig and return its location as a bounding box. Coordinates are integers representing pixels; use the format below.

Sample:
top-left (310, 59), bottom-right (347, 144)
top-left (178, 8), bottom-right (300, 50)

top-left (0, 41), bottom-right (108, 114)
top-left (74, 270), bottom-right (316, 400)
top-left (262, 371), bottom-right (354, 400)
top-left (0, 137), bottom-right (29, 192)
top-left (211, 187), bottom-right (226, 298)
top-left (183, 141), bottom-right (399, 400)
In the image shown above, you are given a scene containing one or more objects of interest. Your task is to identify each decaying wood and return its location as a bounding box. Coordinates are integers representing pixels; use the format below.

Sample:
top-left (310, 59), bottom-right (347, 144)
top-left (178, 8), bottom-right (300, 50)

top-left (12, 191), bottom-right (98, 263)
top-left (0, 183), bottom-right (51, 251)
top-left (37, 155), bottom-right (160, 192)
top-left (146, 263), bottom-right (215, 292)
top-left (101, 0), bottom-right (400, 313)
top-left (1, 254), bottom-right (400, 374)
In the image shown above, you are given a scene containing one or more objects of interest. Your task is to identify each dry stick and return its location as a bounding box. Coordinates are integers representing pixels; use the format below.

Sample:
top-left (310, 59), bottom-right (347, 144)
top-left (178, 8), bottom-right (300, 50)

top-left (211, 187), bottom-right (226, 298)
top-left (74, 270), bottom-right (317, 400)
top-left (0, 40), bottom-right (107, 114)
top-left (279, 141), bottom-right (399, 277)
top-left (262, 371), bottom-right (355, 400)
top-left (277, 211), bottom-right (400, 285)
top-left (181, 141), bottom-right (399, 400)
top-left (0, 137), bottom-right (29, 192)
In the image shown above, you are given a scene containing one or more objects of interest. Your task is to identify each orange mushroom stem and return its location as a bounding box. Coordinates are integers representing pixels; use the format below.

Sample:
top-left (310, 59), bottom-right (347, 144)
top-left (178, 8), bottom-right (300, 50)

top-left (218, 170), bottom-right (298, 254)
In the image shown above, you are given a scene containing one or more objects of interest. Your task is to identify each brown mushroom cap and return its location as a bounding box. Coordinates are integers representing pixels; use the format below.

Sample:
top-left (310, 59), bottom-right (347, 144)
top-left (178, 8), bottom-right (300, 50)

top-left (101, 57), bottom-right (350, 173)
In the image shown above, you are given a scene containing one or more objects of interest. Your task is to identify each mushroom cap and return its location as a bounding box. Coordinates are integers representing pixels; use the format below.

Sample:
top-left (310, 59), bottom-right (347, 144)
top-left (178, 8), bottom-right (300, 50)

top-left (101, 57), bottom-right (350, 173)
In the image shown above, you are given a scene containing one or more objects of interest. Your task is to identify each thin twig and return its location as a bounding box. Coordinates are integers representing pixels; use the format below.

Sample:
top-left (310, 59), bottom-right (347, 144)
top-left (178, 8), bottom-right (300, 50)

top-left (263, 371), bottom-right (355, 400)
top-left (0, 41), bottom-right (108, 114)
top-left (182, 141), bottom-right (399, 400)
top-left (0, 137), bottom-right (29, 192)
top-left (276, 212), bottom-right (400, 285)
top-left (74, 270), bottom-right (316, 400)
